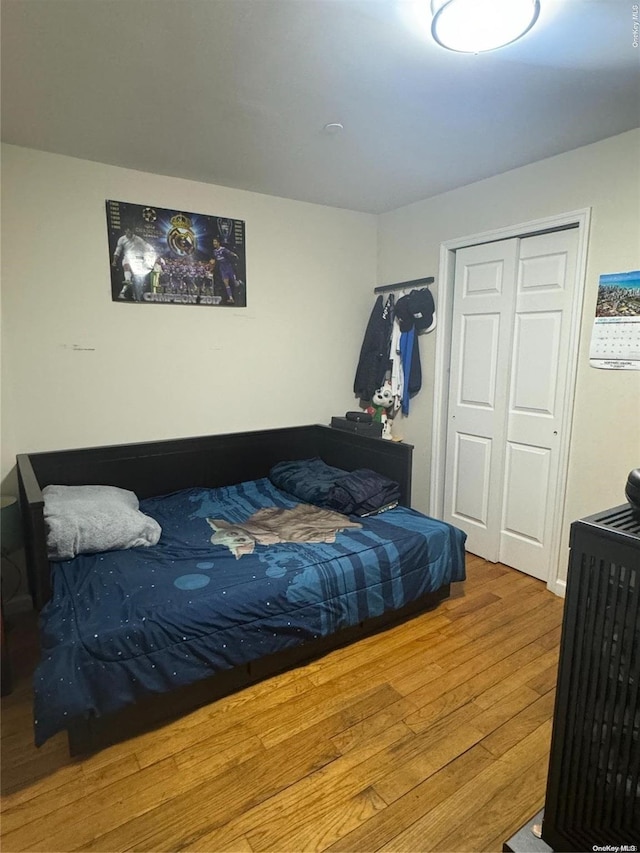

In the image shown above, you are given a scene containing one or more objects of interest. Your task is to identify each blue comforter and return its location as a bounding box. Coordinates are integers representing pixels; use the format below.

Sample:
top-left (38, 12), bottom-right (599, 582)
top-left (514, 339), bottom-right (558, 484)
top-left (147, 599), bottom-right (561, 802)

top-left (33, 479), bottom-right (466, 745)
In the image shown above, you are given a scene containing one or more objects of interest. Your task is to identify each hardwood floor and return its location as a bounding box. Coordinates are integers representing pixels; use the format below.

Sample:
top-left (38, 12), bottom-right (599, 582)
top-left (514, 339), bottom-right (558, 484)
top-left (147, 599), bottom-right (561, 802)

top-left (0, 556), bottom-right (565, 852)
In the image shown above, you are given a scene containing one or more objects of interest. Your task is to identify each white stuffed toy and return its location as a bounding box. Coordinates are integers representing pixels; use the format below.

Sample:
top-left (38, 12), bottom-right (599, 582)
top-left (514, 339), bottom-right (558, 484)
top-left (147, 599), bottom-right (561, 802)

top-left (367, 384), bottom-right (394, 440)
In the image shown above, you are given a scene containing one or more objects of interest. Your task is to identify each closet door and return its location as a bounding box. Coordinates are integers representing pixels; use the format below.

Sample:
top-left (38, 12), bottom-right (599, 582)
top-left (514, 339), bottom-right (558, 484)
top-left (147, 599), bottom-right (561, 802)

top-left (499, 230), bottom-right (578, 579)
top-left (443, 239), bottom-right (518, 561)
top-left (444, 229), bottom-right (579, 581)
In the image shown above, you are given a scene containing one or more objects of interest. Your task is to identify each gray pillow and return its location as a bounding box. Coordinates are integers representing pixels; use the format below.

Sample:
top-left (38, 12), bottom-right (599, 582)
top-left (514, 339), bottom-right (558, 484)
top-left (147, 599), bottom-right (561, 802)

top-left (43, 485), bottom-right (162, 561)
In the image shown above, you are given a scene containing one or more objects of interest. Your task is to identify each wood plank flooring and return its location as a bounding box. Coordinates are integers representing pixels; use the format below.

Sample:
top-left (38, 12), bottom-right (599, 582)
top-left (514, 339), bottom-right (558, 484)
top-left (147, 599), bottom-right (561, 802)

top-left (0, 556), bottom-right (565, 852)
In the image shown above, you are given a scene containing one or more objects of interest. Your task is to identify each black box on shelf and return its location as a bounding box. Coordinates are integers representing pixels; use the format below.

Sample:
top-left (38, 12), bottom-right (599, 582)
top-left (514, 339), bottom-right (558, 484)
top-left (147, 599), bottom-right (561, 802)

top-left (330, 417), bottom-right (383, 438)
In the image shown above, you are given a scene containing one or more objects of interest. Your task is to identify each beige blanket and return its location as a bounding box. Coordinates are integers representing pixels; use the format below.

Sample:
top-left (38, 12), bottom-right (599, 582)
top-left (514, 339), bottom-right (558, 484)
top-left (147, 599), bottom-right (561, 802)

top-left (207, 504), bottom-right (362, 558)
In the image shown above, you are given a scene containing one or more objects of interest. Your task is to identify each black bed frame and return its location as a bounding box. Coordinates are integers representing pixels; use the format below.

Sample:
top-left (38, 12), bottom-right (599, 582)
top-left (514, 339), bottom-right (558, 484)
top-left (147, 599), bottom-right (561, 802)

top-left (17, 424), bottom-right (450, 754)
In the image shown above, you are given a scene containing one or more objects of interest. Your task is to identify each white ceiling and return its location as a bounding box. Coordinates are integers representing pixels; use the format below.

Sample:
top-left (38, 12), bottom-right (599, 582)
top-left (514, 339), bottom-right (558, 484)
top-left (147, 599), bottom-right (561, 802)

top-left (2, 0), bottom-right (639, 214)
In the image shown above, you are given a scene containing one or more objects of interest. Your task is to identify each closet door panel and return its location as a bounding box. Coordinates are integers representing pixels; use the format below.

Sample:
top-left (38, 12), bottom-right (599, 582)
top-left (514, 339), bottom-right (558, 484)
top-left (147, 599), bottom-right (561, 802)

top-left (451, 433), bottom-right (492, 526)
top-left (499, 442), bottom-right (551, 580)
top-left (499, 229), bottom-right (579, 579)
top-left (443, 239), bottom-right (518, 561)
top-left (458, 314), bottom-right (500, 408)
top-left (510, 311), bottom-right (562, 415)
top-left (502, 442), bottom-right (550, 543)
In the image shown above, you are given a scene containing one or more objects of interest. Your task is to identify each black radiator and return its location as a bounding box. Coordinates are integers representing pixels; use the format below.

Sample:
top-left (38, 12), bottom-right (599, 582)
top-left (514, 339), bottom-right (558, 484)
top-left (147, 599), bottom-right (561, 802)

top-left (542, 504), bottom-right (640, 852)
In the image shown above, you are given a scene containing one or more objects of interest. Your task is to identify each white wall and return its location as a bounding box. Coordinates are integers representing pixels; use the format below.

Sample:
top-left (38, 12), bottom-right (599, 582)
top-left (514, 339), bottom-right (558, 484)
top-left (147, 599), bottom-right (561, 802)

top-left (3, 134), bottom-right (639, 603)
top-left (1, 145), bottom-right (377, 491)
top-left (378, 129), bottom-right (640, 586)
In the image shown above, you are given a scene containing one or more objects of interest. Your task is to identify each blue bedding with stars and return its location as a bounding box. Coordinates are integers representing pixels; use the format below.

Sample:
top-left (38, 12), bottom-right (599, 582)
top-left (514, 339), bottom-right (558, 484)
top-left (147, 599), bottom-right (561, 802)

top-left (33, 478), bottom-right (466, 746)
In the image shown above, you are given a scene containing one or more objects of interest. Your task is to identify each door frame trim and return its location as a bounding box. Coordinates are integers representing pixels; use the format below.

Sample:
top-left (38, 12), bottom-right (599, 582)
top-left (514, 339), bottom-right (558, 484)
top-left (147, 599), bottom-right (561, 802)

top-left (429, 208), bottom-right (592, 596)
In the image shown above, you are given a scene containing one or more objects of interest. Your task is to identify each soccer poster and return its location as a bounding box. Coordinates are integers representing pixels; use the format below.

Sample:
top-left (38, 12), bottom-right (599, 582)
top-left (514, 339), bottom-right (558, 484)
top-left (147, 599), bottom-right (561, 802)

top-left (106, 200), bottom-right (246, 306)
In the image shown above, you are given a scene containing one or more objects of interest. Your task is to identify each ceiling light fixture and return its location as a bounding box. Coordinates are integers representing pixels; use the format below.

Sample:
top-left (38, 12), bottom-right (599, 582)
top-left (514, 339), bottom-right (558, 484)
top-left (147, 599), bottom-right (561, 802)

top-left (430, 0), bottom-right (540, 53)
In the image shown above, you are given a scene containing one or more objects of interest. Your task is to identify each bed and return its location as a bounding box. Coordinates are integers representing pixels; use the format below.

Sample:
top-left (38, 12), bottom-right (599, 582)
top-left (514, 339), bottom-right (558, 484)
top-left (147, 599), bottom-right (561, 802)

top-left (17, 425), bottom-right (466, 754)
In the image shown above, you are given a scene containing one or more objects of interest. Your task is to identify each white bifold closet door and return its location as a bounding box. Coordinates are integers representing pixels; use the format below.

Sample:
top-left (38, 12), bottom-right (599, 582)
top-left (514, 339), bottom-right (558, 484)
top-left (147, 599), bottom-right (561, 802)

top-left (443, 229), bottom-right (578, 581)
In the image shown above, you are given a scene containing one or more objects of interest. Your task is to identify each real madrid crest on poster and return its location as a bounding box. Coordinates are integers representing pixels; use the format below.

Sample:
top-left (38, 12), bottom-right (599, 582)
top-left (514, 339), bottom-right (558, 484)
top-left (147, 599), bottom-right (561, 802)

top-left (167, 213), bottom-right (196, 256)
top-left (105, 200), bottom-right (247, 307)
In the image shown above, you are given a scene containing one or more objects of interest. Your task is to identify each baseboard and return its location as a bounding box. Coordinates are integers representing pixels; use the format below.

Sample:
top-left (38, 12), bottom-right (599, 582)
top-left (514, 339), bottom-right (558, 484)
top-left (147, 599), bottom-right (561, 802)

top-left (547, 577), bottom-right (566, 598)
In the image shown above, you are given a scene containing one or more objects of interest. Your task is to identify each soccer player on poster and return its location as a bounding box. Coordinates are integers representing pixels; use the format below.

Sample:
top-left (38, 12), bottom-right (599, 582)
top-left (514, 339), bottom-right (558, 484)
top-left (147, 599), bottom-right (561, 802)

top-left (112, 224), bottom-right (157, 301)
top-left (211, 237), bottom-right (239, 304)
